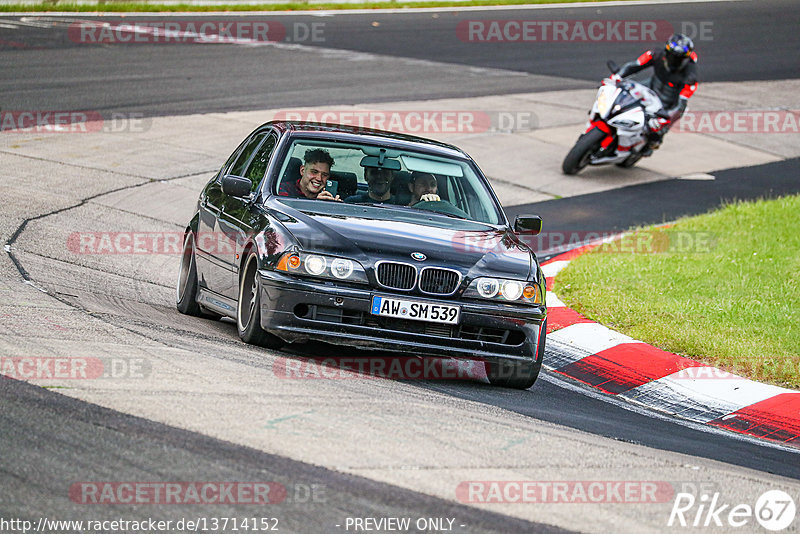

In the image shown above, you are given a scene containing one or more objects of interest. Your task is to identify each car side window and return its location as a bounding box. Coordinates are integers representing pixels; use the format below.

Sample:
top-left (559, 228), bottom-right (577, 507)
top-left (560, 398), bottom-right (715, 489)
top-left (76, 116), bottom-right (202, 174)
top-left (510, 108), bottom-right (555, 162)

top-left (229, 132), bottom-right (267, 178)
top-left (216, 138), bottom-right (249, 183)
top-left (244, 134), bottom-right (278, 191)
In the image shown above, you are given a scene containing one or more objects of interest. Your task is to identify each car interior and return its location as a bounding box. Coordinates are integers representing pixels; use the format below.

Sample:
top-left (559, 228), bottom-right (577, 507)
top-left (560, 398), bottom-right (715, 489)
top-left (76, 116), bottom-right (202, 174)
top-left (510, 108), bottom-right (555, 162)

top-left (273, 140), bottom-right (502, 225)
top-left (281, 156), bottom-right (359, 199)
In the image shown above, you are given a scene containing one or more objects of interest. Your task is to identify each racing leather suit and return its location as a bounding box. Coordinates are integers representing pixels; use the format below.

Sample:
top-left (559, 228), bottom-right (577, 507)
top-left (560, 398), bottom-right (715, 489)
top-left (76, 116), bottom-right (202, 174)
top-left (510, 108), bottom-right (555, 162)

top-left (618, 49), bottom-right (698, 145)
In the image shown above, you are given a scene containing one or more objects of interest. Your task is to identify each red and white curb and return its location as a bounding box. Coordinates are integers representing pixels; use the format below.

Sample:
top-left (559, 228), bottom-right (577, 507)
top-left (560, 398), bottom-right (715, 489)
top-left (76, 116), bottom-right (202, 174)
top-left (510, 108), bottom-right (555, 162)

top-left (541, 245), bottom-right (800, 448)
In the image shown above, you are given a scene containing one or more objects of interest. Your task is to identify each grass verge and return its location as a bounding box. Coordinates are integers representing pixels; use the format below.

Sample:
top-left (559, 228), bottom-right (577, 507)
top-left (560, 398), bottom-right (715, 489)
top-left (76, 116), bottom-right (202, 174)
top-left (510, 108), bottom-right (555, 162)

top-left (555, 195), bottom-right (800, 389)
top-left (0, 0), bottom-right (630, 12)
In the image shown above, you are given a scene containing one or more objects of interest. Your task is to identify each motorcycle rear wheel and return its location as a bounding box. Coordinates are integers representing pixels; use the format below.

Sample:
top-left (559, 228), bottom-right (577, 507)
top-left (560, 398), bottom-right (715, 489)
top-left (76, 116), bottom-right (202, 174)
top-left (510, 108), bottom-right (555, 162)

top-left (562, 127), bottom-right (607, 175)
top-left (616, 150), bottom-right (644, 168)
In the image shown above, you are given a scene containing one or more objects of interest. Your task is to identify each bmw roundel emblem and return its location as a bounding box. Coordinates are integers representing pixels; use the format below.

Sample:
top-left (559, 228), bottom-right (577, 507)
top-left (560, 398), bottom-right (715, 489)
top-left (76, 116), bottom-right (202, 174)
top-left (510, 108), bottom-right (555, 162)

top-left (411, 252), bottom-right (426, 261)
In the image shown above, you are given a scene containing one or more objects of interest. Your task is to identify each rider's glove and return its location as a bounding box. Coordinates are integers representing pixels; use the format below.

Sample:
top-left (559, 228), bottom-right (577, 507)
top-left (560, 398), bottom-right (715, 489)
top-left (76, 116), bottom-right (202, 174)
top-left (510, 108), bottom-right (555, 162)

top-left (419, 194), bottom-right (441, 203)
top-left (648, 117), bottom-right (671, 131)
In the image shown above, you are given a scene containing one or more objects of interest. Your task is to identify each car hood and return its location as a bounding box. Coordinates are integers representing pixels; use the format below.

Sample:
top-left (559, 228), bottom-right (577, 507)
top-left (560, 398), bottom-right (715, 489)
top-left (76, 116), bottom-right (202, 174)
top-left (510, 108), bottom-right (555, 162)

top-left (274, 208), bottom-right (533, 280)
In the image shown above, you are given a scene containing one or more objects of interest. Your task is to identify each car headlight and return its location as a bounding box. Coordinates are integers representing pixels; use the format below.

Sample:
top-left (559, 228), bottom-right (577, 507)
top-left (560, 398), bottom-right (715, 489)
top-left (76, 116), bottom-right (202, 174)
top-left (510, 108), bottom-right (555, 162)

top-left (465, 277), bottom-right (542, 305)
top-left (304, 255), bottom-right (326, 276)
top-left (276, 251), bottom-right (368, 284)
top-left (501, 280), bottom-right (524, 301)
top-left (330, 258), bottom-right (354, 279)
top-left (476, 278), bottom-right (499, 298)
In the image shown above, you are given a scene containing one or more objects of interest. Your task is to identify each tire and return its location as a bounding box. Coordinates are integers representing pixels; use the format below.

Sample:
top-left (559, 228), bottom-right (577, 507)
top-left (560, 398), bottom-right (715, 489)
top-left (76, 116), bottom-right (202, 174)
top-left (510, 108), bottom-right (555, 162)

top-left (616, 151), bottom-right (643, 168)
top-left (237, 253), bottom-right (284, 349)
top-left (176, 233), bottom-right (202, 316)
top-left (486, 319), bottom-right (547, 390)
top-left (562, 127), bottom-right (607, 175)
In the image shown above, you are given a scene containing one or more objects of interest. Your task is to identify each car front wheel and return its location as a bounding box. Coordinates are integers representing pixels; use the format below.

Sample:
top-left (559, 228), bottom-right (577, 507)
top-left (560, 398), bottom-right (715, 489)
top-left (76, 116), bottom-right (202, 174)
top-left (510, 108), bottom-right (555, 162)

top-left (237, 253), bottom-right (284, 349)
top-left (486, 319), bottom-right (546, 390)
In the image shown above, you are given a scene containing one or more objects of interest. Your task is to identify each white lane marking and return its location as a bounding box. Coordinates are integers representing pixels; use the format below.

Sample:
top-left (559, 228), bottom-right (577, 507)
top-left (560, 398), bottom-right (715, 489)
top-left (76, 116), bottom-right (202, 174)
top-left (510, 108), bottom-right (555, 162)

top-left (12, 18), bottom-right (56, 28)
top-left (54, 19), bottom-right (531, 79)
top-left (545, 336), bottom-right (597, 369)
top-left (679, 173), bottom-right (716, 180)
top-left (541, 260), bottom-right (570, 278)
top-left (546, 291), bottom-right (565, 308)
top-left (10, 0), bottom-right (747, 17)
top-left (540, 370), bottom-right (800, 454)
top-left (549, 321), bottom-right (642, 354)
top-left (619, 368), bottom-right (797, 422)
top-left (286, 0), bottom-right (750, 15)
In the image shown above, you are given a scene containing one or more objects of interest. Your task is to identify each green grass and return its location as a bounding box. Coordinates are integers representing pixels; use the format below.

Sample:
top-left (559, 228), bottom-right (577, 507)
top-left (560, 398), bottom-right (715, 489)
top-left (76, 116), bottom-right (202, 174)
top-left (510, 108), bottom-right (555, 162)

top-left (555, 195), bottom-right (800, 389)
top-left (0, 0), bottom-right (631, 12)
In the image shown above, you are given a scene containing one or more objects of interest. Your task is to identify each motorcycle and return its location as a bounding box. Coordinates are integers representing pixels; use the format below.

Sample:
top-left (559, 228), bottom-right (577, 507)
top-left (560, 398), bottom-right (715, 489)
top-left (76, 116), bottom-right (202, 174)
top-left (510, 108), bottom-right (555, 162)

top-left (562, 61), bottom-right (670, 175)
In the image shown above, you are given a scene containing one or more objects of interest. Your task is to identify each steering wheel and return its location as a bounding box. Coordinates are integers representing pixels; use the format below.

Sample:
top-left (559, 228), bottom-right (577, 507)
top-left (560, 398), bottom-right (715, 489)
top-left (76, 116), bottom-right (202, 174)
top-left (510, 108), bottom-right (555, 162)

top-left (412, 200), bottom-right (469, 219)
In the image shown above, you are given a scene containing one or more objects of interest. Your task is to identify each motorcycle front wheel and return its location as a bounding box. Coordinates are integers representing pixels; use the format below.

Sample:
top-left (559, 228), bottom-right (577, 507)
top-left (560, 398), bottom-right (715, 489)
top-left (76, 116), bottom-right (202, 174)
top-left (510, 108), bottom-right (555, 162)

top-left (562, 127), bottom-right (607, 175)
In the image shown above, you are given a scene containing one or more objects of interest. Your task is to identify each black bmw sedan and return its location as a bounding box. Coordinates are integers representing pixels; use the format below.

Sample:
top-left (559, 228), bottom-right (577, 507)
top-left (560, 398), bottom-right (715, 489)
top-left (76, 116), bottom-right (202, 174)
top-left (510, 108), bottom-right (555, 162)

top-left (177, 121), bottom-right (547, 389)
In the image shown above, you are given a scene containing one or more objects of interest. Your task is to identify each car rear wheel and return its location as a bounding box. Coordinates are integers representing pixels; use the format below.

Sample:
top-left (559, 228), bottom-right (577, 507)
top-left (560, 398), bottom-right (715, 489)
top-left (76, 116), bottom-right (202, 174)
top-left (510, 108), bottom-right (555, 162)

top-left (486, 319), bottom-right (546, 390)
top-left (176, 233), bottom-right (202, 316)
top-left (237, 253), bottom-right (284, 349)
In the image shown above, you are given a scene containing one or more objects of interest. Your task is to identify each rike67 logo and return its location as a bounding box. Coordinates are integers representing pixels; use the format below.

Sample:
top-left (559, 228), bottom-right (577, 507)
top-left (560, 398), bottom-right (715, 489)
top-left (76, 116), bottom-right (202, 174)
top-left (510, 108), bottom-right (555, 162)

top-left (668, 489), bottom-right (796, 531)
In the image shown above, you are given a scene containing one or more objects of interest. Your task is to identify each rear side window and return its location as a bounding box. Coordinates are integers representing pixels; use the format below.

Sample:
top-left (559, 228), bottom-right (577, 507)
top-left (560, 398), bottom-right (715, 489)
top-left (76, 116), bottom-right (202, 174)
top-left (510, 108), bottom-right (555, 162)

top-left (244, 135), bottom-right (278, 190)
top-left (228, 131), bottom-right (278, 191)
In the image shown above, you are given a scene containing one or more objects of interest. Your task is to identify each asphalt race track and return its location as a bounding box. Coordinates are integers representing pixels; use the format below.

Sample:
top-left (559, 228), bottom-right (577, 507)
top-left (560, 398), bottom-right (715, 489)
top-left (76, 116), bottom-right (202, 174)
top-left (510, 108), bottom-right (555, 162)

top-left (1, 0), bottom-right (799, 115)
top-left (507, 158), bottom-right (800, 252)
top-left (2, 1), bottom-right (800, 533)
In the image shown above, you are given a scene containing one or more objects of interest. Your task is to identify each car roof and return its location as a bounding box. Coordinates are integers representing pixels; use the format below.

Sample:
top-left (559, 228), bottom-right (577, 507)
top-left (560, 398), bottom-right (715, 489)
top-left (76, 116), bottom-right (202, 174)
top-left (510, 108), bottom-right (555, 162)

top-left (263, 121), bottom-right (471, 160)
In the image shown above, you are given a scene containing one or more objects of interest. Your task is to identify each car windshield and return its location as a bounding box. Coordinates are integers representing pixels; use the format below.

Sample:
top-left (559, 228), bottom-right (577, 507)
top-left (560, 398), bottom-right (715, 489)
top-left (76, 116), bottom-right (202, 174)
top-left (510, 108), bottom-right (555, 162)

top-left (272, 138), bottom-right (504, 225)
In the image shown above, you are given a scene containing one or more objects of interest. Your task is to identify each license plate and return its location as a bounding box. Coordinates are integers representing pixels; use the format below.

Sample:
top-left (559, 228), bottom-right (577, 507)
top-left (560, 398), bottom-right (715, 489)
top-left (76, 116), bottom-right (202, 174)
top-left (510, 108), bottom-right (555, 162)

top-left (370, 296), bottom-right (460, 325)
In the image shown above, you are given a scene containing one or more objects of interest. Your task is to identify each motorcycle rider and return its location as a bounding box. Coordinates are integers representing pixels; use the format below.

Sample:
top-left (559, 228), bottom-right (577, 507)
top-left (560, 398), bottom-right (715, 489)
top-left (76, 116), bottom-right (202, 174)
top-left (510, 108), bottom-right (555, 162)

top-left (612, 33), bottom-right (698, 156)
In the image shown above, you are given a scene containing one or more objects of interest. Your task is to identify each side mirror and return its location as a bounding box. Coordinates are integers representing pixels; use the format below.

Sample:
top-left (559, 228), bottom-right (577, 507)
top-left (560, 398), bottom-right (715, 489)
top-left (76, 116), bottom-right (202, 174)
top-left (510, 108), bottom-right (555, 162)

top-left (514, 215), bottom-right (542, 235)
top-left (222, 174), bottom-right (252, 198)
top-left (607, 60), bottom-right (619, 74)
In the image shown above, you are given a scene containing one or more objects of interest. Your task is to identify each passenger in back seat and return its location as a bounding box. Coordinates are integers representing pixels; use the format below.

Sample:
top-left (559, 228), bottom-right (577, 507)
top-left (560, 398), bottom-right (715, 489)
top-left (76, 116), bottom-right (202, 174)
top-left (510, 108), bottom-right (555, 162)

top-left (344, 167), bottom-right (399, 204)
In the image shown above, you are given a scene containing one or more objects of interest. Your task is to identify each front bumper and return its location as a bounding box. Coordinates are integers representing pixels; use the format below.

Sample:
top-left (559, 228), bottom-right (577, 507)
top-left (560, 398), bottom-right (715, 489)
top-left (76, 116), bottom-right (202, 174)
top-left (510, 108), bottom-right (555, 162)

top-left (258, 270), bottom-right (546, 364)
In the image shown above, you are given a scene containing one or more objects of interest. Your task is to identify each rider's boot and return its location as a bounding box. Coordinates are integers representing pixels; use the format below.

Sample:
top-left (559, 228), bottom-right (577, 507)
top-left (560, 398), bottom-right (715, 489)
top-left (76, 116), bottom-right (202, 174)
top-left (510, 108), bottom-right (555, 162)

top-left (641, 131), bottom-right (664, 157)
